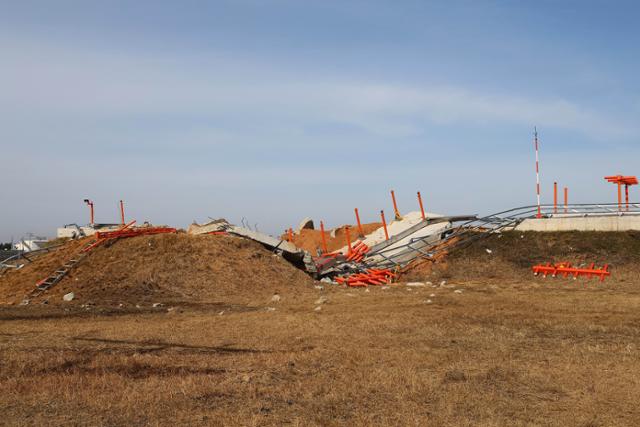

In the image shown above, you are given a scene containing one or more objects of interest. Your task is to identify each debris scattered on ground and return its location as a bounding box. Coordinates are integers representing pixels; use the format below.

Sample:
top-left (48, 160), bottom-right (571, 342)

top-left (314, 296), bottom-right (328, 305)
top-left (63, 292), bottom-right (75, 301)
top-left (406, 282), bottom-right (426, 287)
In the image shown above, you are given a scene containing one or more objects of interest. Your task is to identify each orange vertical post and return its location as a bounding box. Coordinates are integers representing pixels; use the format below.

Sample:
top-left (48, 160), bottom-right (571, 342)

top-left (345, 226), bottom-right (353, 255)
top-left (84, 199), bottom-right (95, 226)
top-left (354, 208), bottom-right (364, 237)
top-left (390, 190), bottom-right (401, 220)
top-left (626, 184), bottom-right (630, 211)
top-left (288, 228), bottom-right (294, 243)
top-left (616, 182), bottom-right (621, 211)
top-left (380, 210), bottom-right (389, 241)
top-left (553, 182), bottom-right (558, 214)
top-left (319, 221), bottom-right (328, 254)
top-left (417, 191), bottom-right (426, 220)
top-left (119, 200), bottom-right (125, 225)
top-left (564, 187), bottom-right (568, 213)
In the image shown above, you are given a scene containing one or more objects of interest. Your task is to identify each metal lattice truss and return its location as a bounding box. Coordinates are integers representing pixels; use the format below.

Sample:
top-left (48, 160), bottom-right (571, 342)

top-left (361, 202), bottom-right (640, 270)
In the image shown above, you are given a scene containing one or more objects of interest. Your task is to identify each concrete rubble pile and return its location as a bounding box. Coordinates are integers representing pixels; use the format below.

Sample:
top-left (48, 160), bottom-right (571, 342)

top-left (190, 211), bottom-right (475, 287)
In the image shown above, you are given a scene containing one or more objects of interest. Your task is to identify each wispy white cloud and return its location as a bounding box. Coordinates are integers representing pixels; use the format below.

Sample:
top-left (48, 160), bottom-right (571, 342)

top-left (1, 37), bottom-right (636, 142)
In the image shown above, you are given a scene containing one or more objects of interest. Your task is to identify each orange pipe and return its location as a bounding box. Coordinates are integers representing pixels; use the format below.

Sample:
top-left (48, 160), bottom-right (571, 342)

top-left (417, 191), bottom-right (426, 220)
top-left (618, 182), bottom-right (622, 211)
top-left (84, 199), bottom-right (95, 225)
top-left (354, 208), bottom-right (364, 237)
top-left (553, 183), bottom-right (558, 214)
top-left (626, 184), bottom-right (630, 211)
top-left (119, 200), bottom-right (125, 225)
top-left (345, 226), bottom-right (352, 255)
top-left (391, 190), bottom-right (401, 220)
top-left (320, 221), bottom-right (328, 254)
top-left (564, 187), bottom-right (568, 213)
top-left (288, 228), bottom-right (294, 243)
top-left (380, 210), bottom-right (389, 241)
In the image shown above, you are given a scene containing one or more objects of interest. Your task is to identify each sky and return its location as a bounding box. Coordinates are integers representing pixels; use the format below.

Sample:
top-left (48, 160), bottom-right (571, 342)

top-left (1, 0), bottom-right (639, 242)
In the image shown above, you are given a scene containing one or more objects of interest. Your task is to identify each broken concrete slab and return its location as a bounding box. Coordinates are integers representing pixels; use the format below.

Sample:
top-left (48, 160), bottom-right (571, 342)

top-left (297, 217), bottom-right (314, 232)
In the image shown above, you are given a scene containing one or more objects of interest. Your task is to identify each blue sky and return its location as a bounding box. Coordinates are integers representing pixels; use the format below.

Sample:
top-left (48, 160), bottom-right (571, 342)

top-left (1, 0), bottom-right (639, 241)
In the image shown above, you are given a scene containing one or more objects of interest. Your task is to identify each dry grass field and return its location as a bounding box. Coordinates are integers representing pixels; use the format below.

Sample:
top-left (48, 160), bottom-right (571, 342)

top-left (2, 232), bottom-right (640, 426)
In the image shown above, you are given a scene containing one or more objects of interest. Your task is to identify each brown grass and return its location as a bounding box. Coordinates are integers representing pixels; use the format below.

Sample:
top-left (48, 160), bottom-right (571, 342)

top-left (1, 232), bottom-right (640, 426)
top-left (0, 234), bottom-right (315, 306)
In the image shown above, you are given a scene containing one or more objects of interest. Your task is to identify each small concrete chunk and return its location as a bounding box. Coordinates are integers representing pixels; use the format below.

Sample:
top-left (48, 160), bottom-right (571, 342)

top-left (406, 282), bottom-right (426, 288)
top-left (314, 296), bottom-right (328, 305)
top-left (63, 292), bottom-right (75, 302)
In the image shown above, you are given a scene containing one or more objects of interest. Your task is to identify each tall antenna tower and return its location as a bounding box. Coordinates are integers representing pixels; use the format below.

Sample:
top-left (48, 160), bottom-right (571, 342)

top-left (534, 127), bottom-right (542, 218)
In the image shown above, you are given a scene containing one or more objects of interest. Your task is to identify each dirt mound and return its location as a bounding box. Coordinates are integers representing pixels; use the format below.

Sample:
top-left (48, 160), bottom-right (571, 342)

top-left (284, 222), bottom-right (382, 253)
top-left (0, 234), bottom-right (315, 306)
top-left (402, 231), bottom-right (640, 285)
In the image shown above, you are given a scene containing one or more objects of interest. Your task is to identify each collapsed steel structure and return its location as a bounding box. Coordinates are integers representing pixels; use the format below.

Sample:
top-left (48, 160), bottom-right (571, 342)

top-left (313, 202), bottom-right (640, 284)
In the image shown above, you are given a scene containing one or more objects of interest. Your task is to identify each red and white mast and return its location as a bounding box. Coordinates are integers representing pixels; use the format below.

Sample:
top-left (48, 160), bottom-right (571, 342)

top-left (534, 127), bottom-right (542, 218)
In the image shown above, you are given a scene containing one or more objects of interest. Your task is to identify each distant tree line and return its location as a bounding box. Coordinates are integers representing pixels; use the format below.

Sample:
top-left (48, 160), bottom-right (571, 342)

top-left (0, 243), bottom-right (13, 250)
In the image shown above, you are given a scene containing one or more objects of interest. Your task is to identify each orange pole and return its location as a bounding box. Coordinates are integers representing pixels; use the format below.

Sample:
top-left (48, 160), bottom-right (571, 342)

top-left (84, 199), bottom-right (95, 225)
top-left (380, 210), bottom-right (389, 241)
top-left (626, 184), bottom-right (630, 211)
top-left (119, 200), bottom-right (125, 225)
top-left (345, 226), bottom-right (352, 255)
top-left (564, 187), bottom-right (568, 213)
top-left (390, 190), bottom-right (401, 220)
top-left (618, 182), bottom-right (622, 211)
top-left (319, 221), bottom-right (328, 254)
top-left (417, 191), bottom-right (426, 220)
top-left (354, 208), bottom-right (364, 237)
top-left (288, 228), bottom-right (294, 242)
top-left (553, 182), bottom-right (558, 214)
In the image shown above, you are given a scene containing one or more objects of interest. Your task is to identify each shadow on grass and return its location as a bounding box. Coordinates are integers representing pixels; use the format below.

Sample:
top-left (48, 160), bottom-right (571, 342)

top-left (72, 336), bottom-right (271, 354)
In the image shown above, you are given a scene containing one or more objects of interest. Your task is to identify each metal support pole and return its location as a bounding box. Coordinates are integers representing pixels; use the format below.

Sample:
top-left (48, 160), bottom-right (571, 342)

top-left (626, 184), bottom-right (630, 211)
top-left (354, 208), bottom-right (364, 237)
top-left (564, 187), bottom-right (568, 213)
top-left (391, 190), bottom-right (401, 220)
top-left (617, 182), bottom-right (623, 211)
top-left (534, 129), bottom-right (542, 218)
top-left (119, 200), bottom-right (125, 225)
top-left (553, 182), bottom-right (558, 214)
top-left (380, 210), bottom-right (389, 241)
top-left (320, 221), bottom-right (328, 254)
top-left (84, 199), bottom-right (95, 226)
top-left (417, 191), bottom-right (426, 220)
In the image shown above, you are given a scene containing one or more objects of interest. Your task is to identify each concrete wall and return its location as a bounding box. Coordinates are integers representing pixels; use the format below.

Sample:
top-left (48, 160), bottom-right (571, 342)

top-left (515, 215), bottom-right (640, 232)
